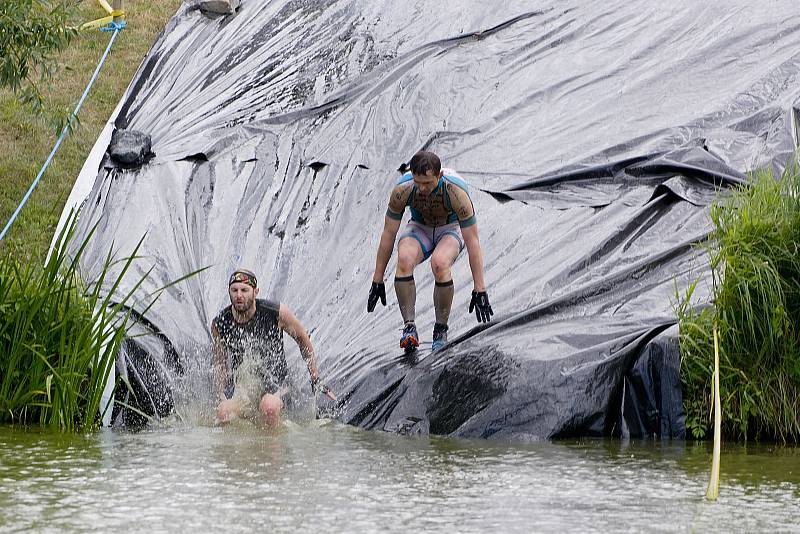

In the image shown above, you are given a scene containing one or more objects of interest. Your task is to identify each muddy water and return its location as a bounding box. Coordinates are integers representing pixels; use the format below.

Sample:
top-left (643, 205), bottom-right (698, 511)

top-left (1, 424), bottom-right (798, 532)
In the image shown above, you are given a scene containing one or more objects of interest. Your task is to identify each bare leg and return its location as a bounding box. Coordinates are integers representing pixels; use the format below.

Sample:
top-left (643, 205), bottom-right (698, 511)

top-left (216, 398), bottom-right (243, 424)
top-left (258, 393), bottom-right (284, 428)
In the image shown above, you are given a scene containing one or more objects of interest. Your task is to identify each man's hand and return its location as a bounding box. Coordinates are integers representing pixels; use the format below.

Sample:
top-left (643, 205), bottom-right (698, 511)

top-left (312, 377), bottom-right (338, 401)
top-left (367, 281), bottom-right (386, 312)
top-left (469, 291), bottom-right (493, 323)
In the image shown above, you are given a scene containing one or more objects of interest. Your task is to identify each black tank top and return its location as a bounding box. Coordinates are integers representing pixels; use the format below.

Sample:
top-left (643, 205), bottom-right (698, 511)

top-left (213, 299), bottom-right (288, 386)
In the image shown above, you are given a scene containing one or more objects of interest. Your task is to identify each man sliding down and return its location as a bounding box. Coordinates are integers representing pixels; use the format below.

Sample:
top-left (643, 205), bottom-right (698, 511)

top-left (367, 150), bottom-right (493, 352)
top-left (212, 269), bottom-right (335, 427)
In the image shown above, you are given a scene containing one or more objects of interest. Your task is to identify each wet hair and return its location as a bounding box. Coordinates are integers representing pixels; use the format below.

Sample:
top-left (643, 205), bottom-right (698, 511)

top-left (229, 268), bottom-right (258, 288)
top-left (409, 150), bottom-right (441, 176)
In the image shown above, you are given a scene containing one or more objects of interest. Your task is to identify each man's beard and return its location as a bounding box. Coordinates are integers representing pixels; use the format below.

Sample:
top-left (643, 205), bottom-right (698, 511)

top-left (233, 298), bottom-right (254, 312)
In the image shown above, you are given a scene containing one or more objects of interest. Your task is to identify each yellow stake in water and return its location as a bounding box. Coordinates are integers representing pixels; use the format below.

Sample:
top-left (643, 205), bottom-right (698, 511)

top-left (706, 325), bottom-right (722, 500)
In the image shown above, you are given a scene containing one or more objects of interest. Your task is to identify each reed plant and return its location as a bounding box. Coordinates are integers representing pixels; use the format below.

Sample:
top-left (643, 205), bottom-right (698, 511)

top-left (0, 210), bottom-right (146, 431)
top-left (678, 163), bottom-right (800, 442)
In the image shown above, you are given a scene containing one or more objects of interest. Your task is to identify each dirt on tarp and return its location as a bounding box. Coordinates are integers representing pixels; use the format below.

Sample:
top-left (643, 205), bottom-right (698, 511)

top-left (58, 0), bottom-right (800, 440)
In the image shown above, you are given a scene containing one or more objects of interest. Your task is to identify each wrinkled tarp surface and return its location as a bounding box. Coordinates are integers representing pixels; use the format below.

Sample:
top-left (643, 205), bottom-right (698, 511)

top-left (59, 0), bottom-right (800, 440)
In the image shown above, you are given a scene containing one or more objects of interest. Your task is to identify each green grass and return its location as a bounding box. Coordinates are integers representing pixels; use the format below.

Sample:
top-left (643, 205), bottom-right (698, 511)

top-left (678, 163), bottom-right (800, 442)
top-left (0, 0), bottom-right (182, 263)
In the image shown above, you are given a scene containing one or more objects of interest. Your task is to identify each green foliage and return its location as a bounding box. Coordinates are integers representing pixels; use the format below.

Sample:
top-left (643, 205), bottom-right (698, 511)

top-left (0, 0), bottom-right (79, 125)
top-left (0, 210), bottom-right (145, 431)
top-left (0, 1), bottom-right (182, 262)
top-left (677, 163), bottom-right (800, 442)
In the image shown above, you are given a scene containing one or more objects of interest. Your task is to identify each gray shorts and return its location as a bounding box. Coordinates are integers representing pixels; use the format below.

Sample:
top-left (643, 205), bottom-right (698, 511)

top-left (399, 220), bottom-right (464, 261)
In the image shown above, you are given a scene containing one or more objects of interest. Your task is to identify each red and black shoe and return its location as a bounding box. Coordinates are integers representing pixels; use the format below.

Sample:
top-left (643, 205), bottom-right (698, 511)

top-left (400, 322), bottom-right (419, 352)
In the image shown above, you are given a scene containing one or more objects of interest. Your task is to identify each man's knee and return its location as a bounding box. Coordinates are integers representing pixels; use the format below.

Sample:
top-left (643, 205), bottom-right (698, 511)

top-left (259, 393), bottom-right (283, 425)
top-left (430, 253), bottom-right (453, 278)
top-left (216, 399), bottom-right (238, 423)
top-left (397, 240), bottom-right (421, 272)
top-left (397, 254), bottom-right (416, 273)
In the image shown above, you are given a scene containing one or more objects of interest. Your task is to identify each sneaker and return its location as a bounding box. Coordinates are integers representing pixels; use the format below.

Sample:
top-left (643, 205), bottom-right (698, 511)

top-left (431, 323), bottom-right (448, 352)
top-left (400, 322), bottom-right (419, 352)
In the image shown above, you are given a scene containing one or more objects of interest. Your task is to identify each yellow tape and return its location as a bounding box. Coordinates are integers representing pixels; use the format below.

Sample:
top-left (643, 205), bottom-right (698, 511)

top-left (111, 10), bottom-right (125, 18)
top-left (80, 16), bottom-right (113, 30)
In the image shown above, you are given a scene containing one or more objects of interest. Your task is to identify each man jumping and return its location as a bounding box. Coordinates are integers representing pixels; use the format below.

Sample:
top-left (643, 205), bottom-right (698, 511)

top-left (367, 150), bottom-right (493, 352)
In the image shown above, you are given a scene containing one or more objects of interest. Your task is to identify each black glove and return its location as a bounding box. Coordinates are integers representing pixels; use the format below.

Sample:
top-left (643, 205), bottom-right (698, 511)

top-left (367, 281), bottom-right (386, 312)
top-left (469, 290), bottom-right (493, 323)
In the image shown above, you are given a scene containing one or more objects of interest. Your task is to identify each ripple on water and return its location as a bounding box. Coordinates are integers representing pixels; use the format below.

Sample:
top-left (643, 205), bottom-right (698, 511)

top-left (1, 426), bottom-right (800, 532)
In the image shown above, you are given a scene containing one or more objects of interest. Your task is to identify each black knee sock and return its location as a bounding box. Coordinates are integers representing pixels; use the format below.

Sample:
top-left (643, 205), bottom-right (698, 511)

top-left (433, 279), bottom-right (454, 326)
top-left (394, 275), bottom-right (416, 324)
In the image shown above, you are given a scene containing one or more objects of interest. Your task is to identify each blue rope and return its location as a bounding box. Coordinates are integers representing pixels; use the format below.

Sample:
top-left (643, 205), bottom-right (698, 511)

top-left (0, 26), bottom-right (123, 243)
top-left (101, 21), bottom-right (126, 32)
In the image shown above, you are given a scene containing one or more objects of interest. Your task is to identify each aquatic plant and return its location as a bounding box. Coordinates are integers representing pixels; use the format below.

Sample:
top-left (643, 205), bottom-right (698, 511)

top-left (0, 210), bottom-right (146, 431)
top-left (678, 163), bottom-right (800, 442)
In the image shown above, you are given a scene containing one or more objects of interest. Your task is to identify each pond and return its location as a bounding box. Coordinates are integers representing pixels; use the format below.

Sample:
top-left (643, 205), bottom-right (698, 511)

top-left (1, 423), bottom-right (798, 532)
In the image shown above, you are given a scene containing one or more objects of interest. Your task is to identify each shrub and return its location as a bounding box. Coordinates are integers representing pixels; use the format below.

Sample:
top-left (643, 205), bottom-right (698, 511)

top-left (678, 163), bottom-right (800, 442)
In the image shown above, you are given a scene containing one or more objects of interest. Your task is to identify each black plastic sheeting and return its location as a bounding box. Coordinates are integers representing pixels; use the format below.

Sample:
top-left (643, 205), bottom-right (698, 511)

top-left (62, 0), bottom-right (800, 440)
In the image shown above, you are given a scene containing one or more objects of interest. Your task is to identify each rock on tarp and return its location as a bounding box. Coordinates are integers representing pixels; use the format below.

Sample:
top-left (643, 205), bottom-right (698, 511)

top-left (107, 129), bottom-right (154, 168)
top-left (57, 0), bottom-right (800, 439)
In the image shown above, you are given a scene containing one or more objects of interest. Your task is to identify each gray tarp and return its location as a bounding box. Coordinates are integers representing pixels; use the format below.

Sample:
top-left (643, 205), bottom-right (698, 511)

top-left (61, 0), bottom-right (800, 440)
